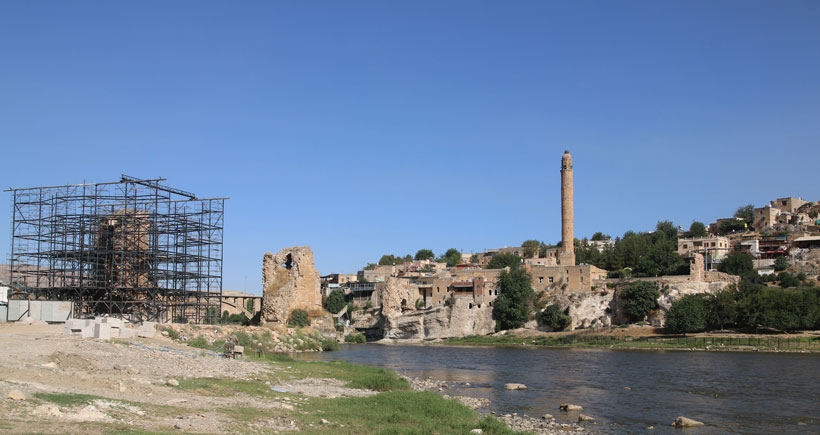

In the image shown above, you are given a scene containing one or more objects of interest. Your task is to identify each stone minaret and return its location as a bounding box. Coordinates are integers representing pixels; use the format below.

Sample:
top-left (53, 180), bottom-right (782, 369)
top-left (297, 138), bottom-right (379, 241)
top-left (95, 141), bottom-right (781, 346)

top-left (560, 150), bottom-right (575, 266)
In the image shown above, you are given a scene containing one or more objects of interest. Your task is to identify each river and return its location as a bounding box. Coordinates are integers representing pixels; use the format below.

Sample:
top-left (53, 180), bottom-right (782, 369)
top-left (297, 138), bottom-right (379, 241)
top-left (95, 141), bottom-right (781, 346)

top-left (293, 344), bottom-right (820, 434)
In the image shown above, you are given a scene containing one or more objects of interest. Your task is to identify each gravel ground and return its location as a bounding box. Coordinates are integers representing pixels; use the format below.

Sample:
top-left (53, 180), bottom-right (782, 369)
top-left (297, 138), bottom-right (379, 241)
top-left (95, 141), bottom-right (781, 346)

top-left (0, 322), bottom-right (592, 434)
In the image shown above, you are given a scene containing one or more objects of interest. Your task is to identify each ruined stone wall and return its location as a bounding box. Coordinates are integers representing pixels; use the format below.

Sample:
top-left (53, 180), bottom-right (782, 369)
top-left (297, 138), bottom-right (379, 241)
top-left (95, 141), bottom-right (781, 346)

top-left (261, 247), bottom-right (322, 324)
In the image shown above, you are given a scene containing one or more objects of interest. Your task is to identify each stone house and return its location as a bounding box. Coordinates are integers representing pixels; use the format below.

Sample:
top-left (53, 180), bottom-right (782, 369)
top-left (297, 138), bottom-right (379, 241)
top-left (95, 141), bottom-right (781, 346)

top-left (677, 236), bottom-right (731, 262)
top-left (527, 264), bottom-right (608, 295)
top-left (771, 197), bottom-right (808, 214)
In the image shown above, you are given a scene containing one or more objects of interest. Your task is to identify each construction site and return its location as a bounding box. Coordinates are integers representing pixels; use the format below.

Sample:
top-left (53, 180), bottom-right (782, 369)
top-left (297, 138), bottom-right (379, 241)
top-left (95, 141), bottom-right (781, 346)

top-left (4, 176), bottom-right (226, 323)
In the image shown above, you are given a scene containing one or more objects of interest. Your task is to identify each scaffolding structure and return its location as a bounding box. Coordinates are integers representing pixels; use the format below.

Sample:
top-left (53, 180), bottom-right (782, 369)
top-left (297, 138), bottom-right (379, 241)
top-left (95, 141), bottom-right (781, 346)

top-left (5, 175), bottom-right (226, 323)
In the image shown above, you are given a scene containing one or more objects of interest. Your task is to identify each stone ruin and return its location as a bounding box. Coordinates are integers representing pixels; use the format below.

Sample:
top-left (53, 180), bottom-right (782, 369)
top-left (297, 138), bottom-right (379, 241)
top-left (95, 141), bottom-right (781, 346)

top-left (94, 209), bottom-right (155, 288)
top-left (261, 246), bottom-right (322, 324)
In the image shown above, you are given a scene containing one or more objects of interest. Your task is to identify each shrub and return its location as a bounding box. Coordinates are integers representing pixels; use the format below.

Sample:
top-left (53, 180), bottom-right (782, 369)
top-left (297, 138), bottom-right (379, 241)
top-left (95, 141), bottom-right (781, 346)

top-left (161, 327), bottom-right (180, 340)
top-left (539, 304), bottom-right (571, 331)
top-left (344, 333), bottom-right (366, 343)
top-left (774, 256), bottom-right (789, 272)
top-left (325, 289), bottom-right (346, 314)
top-left (666, 295), bottom-right (707, 334)
top-left (188, 336), bottom-right (208, 349)
top-left (621, 281), bottom-right (659, 321)
top-left (287, 309), bottom-right (310, 327)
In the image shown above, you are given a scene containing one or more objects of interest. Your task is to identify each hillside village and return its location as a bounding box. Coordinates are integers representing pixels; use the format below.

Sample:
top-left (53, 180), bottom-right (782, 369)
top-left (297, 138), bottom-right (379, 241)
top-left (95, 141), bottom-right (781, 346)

top-left (304, 194), bottom-right (820, 340)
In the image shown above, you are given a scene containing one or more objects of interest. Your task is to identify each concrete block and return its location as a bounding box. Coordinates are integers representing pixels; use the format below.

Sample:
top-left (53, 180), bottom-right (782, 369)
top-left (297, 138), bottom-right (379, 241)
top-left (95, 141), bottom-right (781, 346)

top-left (94, 323), bottom-right (111, 341)
top-left (119, 328), bottom-right (139, 339)
top-left (102, 317), bottom-right (124, 328)
top-left (81, 326), bottom-right (95, 339)
top-left (137, 322), bottom-right (156, 338)
top-left (66, 319), bottom-right (85, 331)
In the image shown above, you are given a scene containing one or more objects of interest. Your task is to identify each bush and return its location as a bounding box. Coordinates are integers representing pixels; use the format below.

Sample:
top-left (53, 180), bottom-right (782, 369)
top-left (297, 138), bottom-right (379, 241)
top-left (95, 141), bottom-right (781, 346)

top-left (344, 333), bottom-right (367, 343)
top-left (774, 256), bottom-right (789, 272)
top-left (539, 304), bottom-right (571, 331)
top-left (287, 309), bottom-right (310, 327)
top-left (325, 289), bottom-right (346, 314)
top-left (666, 295), bottom-right (707, 334)
top-left (621, 281), bottom-right (659, 321)
top-left (188, 336), bottom-right (208, 349)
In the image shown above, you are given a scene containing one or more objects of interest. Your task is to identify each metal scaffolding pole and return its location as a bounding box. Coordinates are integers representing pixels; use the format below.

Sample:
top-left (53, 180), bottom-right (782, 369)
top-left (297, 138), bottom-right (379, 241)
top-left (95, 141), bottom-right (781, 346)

top-left (4, 177), bottom-right (227, 323)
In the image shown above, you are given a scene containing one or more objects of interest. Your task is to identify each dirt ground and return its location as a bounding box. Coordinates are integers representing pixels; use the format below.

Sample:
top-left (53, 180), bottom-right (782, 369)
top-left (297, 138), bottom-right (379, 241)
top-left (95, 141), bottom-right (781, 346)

top-left (0, 322), bottom-right (374, 434)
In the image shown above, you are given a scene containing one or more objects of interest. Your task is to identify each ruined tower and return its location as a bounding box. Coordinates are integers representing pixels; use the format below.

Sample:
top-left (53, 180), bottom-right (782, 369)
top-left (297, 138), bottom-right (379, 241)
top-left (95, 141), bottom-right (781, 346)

top-left (560, 150), bottom-right (575, 266)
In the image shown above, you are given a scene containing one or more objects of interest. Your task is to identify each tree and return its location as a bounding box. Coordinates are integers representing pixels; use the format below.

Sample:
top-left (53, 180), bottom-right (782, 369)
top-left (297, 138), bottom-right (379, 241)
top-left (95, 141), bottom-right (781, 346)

top-left (774, 256), bottom-right (789, 272)
top-left (492, 268), bottom-right (535, 330)
top-left (718, 219), bottom-right (747, 235)
top-left (414, 249), bottom-right (435, 261)
top-left (324, 289), bottom-right (346, 314)
top-left (778, 271), bottom-right (800, 288)
top-left (440, 248), bottom-right (462, 267)
top-left (705, 289), bottom-right (738, 331)
top-left (718, 251), bottom-right (755, 278)
top-left (539, 304), bottom-right (570, 331)
top-left (665, 295), bottom-right (707, 334)
top-left (688, 221), bottom-right (708, 238)
top-left (486, 252), bottom-right (522, 269)
top-left (591, 232), bottom-right (610, 241)
top-left (734, 204), bottom-right (755, 226)
top-left (470, 254), bottom-right (479, 263)
top-left (621, 281), bottom-right (659, 321)
top-left (521, 240), bottom-right (540, 258)
top-left (378, 254), bottom-right (401, 265)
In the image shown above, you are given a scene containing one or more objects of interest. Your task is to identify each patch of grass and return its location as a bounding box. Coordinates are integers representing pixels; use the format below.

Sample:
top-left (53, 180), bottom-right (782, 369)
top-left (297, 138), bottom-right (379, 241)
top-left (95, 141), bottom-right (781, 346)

top-left (160, 327), bottom-right (179, 340)
top-left (297, 391), bottom-right (522, 434)
top-left (266, 359), bottom-right (409, 391)
top-left (187, 336), bottom-right (208, 349)
top-left (176, 377), bottom-right (276, 398)
top-left (33, 392), bottom-right (103, 407)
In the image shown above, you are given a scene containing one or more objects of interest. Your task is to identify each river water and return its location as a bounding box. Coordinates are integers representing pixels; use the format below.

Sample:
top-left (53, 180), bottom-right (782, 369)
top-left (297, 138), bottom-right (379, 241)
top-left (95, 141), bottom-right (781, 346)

top-left (293, 344), bottom-right (820, 434)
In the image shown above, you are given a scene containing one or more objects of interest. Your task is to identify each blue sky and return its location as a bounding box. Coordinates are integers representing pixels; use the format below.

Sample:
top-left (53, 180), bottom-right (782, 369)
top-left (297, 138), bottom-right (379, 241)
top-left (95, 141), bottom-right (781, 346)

top-left (2, 1), bottom-right (819, 294)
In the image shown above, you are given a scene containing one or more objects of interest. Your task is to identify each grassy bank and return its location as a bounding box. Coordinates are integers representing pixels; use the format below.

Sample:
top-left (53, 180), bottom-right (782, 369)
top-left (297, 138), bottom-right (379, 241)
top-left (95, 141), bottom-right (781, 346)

top-left (444, 332), bottom-right (820, 352)
top-left (31, 352), bottom-right (525, 435)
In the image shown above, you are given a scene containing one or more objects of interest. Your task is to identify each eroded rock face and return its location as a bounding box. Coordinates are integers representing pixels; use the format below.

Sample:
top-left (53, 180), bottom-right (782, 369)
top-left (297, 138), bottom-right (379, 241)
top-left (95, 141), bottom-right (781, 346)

top-left (382, 297), bottom-right (496, 340)
top-left (261, 247), bottom-right (322, 324)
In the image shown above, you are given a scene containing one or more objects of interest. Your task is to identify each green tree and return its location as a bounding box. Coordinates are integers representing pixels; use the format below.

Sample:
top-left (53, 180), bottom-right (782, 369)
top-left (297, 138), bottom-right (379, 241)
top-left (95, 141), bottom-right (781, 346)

top-left (440, 248), bottom-right (462, 267)
top-left (591, 232), bottom-right (610, 241)
top-left (718, 219), bottom-right (747, 235)
top-left (734, 204), bottom-right (755, 226)
top-left (324, 289), bottom-right (346, 314)
top-left (774, 256), bottom-right (789, 272)
top-left (414, 249), bottom-right (435, 261)
top-left (492, 268), bottom-right (535, 330)
top-left (688, 221), bottom-right (708, 238)
top-left (778, 271), bottom-right (800, 288)
top-left (665, 295), bottom-right (707, 334)
top-left (521, 240), bottom-right (541, 259)
top-left (486, 252), bottom-right (522, 269)
top-left (539, 304), bottom-right (570, 331)
top-left (469, 254), bottom-right (479, 263)
top-left (718, 251), bottom-right (755, 278)
top-left (621, 281), bottom-right (659, 321)
top-left (705, 288), bottom-right (738, 331)
top-left (378, 254), bottom-right (401, 266)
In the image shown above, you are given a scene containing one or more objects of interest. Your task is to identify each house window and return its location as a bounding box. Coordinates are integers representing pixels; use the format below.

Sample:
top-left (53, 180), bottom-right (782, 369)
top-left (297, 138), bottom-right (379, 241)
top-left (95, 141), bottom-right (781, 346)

top-left (538, 277), bottom-right (544, 284)
top-left (549, 277), bottom-right (554, 283)
top-left (683, 244), bottom-right (688, 249)
top-left (580, 276), bottom-right (584, 283)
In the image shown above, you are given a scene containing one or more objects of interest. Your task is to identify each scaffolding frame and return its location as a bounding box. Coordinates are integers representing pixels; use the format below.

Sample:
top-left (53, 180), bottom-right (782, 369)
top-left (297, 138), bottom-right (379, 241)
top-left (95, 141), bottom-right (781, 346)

top-left (5, 176), bottom-right (226, 323)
